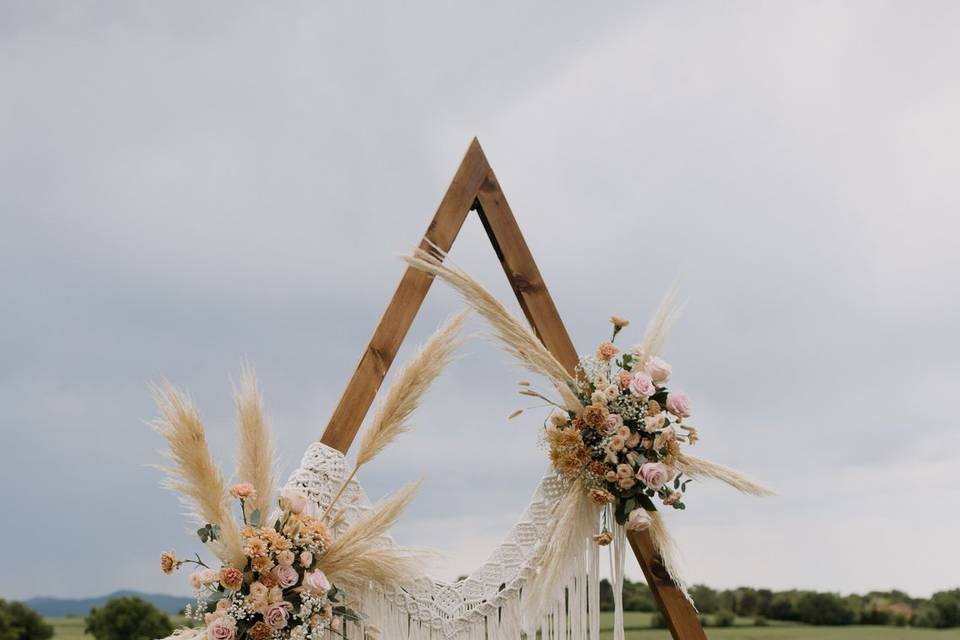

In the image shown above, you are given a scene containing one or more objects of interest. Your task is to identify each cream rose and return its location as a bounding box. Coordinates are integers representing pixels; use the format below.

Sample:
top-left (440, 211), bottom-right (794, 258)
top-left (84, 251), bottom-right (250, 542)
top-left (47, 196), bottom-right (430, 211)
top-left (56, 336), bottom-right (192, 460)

top-left (277, 549), bottom-right (295, 567)
top-left (281, 488), bottom-right (308, 514)
top-left (644, 356), bottom-right (672, 386)
top-left (299, 551), bottom-right (314, 568)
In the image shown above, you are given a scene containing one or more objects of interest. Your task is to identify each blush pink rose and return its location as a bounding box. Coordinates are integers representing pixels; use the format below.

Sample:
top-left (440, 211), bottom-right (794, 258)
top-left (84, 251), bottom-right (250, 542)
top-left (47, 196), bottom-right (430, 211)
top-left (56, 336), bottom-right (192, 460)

top-left (272, 564), bottom-right (299, 589)
top-left (603, 413), bottom-right (624, 435)
top-left (626, 508), bottom-right (652, 532)
top-left (644, 356), bottom-right (672, 385)
top-left (265, 602), bottom-right (292, 630)
top-left (206, 616), bottom-right (237, 640)
top-left (303, 569), bottom-right (331, 596)
top-left (665, 391), bottom-right (691, 418)
top-left (637, 462), bottom-right (670, 490)
top-left (629, 372), bottom-right (656, 398)
top-left (281, 488), bottom-right (308, 514)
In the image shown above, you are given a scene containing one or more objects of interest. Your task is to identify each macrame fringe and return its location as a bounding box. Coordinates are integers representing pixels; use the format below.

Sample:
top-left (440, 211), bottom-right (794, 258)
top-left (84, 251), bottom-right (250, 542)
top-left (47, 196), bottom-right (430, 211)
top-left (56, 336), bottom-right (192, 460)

top-left (354, 545), bottom-right (606, 639)
top-left (609, 522), bottom-right (626, 640)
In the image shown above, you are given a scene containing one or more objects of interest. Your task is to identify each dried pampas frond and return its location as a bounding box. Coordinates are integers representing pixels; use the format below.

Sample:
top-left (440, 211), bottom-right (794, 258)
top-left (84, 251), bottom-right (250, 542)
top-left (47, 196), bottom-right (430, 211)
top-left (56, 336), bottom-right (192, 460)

top-left (323, 312), bottom-right (467, 519)
top-left (319, 481), bottom-right (427, 589)
top-left (356, 311), bottom-right (467, 468)
top-left (634, 288), bottom-right (681, 368)
top-left (151, 384), bottom-right (246, 568)
top-left (677, 453), bottom-right (775, 497)
top-left (234, 363), bottom-right (275, 520)
top-left (648, 511), bottom-right (692, 604)
top-left (403, 247), bottom-right (582, 412)
top-left (523, 477), bottom-right (600, 629)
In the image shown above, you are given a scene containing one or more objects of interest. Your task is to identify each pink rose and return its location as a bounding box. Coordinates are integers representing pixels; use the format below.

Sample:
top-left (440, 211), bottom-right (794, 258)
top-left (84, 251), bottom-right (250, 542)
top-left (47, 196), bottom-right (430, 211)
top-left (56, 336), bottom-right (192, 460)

top-left (206, 616), bottom-right (237, 640)
top-left (644, 356), bottom-right (672, 386)
top-left (272, 564), bottom-right (299, 589)
top-left (637, 462), bottom-right (671, 490)
top-left (265, 602), bottom-right (292, 630)
top-left (303, 569), bottom-right (331, 596)
top-left (629, 372), bottom-right (656, 398)
top-left (229, 482), bottom-right (256, 499)
top-left (665, 391), bottom-right (691, 418)
top-left (626, 508), bottom-right (651, 532)
top-left (281, 488), bottom-right (308, 514)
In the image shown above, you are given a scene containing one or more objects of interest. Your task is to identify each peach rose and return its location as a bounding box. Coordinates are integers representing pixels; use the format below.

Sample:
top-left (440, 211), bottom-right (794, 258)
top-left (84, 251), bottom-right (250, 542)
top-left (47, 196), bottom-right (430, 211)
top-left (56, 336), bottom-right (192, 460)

top-left (277, 549), bottom-right (295, 567)
top-left (597, 341), bottom-right (619, 361)
top-left (299, 551), bottom-right (314, 568)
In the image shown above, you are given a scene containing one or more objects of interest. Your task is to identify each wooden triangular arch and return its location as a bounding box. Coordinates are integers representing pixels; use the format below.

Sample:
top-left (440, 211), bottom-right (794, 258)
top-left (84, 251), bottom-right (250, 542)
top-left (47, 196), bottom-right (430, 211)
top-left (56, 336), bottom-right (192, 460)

top-left (321, 138), bottom-right (707, 640)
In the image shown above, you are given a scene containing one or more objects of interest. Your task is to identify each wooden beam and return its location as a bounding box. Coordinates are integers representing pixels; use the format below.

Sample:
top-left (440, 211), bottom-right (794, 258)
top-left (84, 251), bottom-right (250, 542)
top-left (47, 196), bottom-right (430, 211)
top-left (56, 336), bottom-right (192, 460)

top-left (320, 138), bottom-right (707, 639)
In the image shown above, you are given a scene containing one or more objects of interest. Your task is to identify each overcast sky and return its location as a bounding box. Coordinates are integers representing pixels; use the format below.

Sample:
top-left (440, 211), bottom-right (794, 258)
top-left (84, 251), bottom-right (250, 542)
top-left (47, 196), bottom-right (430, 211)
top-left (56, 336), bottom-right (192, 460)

top-left (2, 1), bottom-right (958, 602)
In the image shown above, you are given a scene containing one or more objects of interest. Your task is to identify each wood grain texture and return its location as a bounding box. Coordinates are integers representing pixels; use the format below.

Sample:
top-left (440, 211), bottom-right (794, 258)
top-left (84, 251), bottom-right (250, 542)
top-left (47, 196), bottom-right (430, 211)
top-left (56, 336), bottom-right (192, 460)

top-left (319, 138), bottom-right (706, 639)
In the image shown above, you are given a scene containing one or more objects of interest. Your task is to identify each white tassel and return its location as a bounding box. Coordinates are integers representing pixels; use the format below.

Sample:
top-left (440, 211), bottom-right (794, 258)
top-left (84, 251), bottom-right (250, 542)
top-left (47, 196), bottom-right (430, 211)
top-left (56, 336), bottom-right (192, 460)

top-left (609, 523), bottom-right (627, 640)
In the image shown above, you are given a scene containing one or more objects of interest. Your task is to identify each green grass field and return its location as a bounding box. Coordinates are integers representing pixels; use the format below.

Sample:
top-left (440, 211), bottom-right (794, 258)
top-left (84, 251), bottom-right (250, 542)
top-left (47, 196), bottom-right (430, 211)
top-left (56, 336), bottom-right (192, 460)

top-left (48, 613), bottom-right (960, 639)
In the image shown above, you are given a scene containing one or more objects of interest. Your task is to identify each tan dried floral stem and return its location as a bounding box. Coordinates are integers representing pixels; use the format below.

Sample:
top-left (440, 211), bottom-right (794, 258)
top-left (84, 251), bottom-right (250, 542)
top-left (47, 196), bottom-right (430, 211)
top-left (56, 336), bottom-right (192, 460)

top-left (403, 247), bottom-right (582, 412)
top-left (234, 363), bottom-right (275, 520)
top-left (676, 453), bottom-right (775, 497)
top-left (633, 287), bottom-right (682, 369)
top-left (648, 511), bottom-right (693, 604)
top-left (151, 383), bottom-right (246, 568)
top-left (318, 481), bottom-right (428, 589)
top-left (322, 311), bottom-right (468, 520)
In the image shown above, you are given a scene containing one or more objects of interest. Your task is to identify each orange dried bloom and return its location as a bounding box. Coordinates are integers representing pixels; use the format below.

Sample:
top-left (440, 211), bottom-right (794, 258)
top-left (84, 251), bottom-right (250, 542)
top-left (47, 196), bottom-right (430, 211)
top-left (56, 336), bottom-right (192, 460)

top-left (582, 404), bottom-right (609, 428)
top-left (219, 566), bottom-right (244, 591)
top-left (248, 622), bottom-right (273, 640)
top-left (547, 428), bottom-right (590, 476)
top-left (160, 551), bottom-right (177, 575)
top-left (597, 341), bottom-right (620, 361)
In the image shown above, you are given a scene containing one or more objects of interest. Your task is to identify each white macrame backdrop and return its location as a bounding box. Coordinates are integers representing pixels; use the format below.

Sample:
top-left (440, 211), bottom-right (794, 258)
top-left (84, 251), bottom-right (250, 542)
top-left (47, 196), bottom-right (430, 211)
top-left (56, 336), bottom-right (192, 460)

top-left (284, 443), bottom-right (609, 639)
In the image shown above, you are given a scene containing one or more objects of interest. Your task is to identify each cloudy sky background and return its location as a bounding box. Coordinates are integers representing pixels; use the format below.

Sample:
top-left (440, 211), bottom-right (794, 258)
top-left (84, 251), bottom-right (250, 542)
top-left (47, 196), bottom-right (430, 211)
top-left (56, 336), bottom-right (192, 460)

top-left (2, 1), bottom-right (958, 601)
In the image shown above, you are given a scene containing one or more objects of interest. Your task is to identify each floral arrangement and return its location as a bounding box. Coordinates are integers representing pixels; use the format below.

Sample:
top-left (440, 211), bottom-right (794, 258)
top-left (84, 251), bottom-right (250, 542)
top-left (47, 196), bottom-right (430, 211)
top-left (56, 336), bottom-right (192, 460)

top-left (542, 315), bottom-right (698, 537)
top-left (161, 483), bottom-right (365, 640)
top-left (152, 311), bottom-right (466, 640)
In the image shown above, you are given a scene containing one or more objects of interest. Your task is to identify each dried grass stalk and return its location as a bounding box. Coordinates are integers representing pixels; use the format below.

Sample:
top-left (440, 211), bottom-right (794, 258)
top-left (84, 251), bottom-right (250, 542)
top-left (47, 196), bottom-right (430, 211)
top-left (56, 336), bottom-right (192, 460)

top-left (234, 363), bottom-right (275, 520)
top-left (677, 453), bottom-right (775, 497)
top-left (356, 311), bottom-right (468, 468)
top-left (634, 288), bottom-right (681, 368)
top-left (152, 383), bottom-right (246, 567)
top-left (319, 481), bottom-right (427, 589)
top-left (648, 511), bottom-right (693, 604)
top-left (403, 247), bottom-right (582, 412)
top-left (323, 312), bottom-right (467, 518)
top-left (523, 477), bottom-right (600, 627)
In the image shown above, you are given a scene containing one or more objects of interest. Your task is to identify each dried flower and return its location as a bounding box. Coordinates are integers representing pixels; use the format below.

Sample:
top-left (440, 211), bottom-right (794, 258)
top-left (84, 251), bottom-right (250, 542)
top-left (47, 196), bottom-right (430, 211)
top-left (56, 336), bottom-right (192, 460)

top-left (582, 404), bottom-right (609, 428)
top-left (610, 315), bottom-right (630, 330)
top-left (547, 428), bottom-right (590, 476)
top-left (247, 621), bottom-right (273, 640)
top-left (647, 399), bottom-right (662, 415)
top-left (219, 566), bottom-right (244, 591)
top-left (160, 551), bottom-right (177, 575)
top-left (597, 341), bottom-right (620, 361)
top-left (593, 531), bottom-right (614, 546)
top-left (664, 491), bottom-right (683, 506)
top-left (589, 488), bottom-right (615, 505)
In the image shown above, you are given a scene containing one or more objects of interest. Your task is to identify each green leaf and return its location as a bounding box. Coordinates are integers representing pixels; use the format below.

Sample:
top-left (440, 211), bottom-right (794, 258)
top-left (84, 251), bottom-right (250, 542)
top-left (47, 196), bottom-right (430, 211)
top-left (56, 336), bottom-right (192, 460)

top-left (197, 528), bottom-right (209, 543)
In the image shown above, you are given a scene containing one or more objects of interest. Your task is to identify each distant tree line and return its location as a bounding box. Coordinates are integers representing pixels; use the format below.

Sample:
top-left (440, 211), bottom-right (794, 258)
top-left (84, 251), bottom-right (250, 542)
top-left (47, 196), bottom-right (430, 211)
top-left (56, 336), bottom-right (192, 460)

top-left (599, 579), bottom-right (960, 628)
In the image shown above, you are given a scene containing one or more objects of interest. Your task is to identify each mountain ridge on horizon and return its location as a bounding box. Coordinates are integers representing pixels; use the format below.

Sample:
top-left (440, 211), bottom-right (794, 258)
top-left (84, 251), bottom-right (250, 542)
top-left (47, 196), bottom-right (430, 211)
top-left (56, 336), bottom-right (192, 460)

top-left (21, 589), bottom-right (192, 617)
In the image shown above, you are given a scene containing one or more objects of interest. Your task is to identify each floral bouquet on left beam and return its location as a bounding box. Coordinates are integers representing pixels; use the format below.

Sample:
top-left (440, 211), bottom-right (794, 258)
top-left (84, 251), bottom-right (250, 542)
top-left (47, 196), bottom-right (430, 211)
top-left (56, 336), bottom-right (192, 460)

top-left (160, 481), bottom-right (357, 640)
top-left (151, 312), bottom-right (466, 640)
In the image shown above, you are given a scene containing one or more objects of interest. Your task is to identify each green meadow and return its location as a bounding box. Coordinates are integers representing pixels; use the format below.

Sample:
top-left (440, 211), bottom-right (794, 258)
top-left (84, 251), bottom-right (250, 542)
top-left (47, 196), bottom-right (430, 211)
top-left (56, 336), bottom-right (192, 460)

top-left (48, 612), bottom-right (960, 639)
